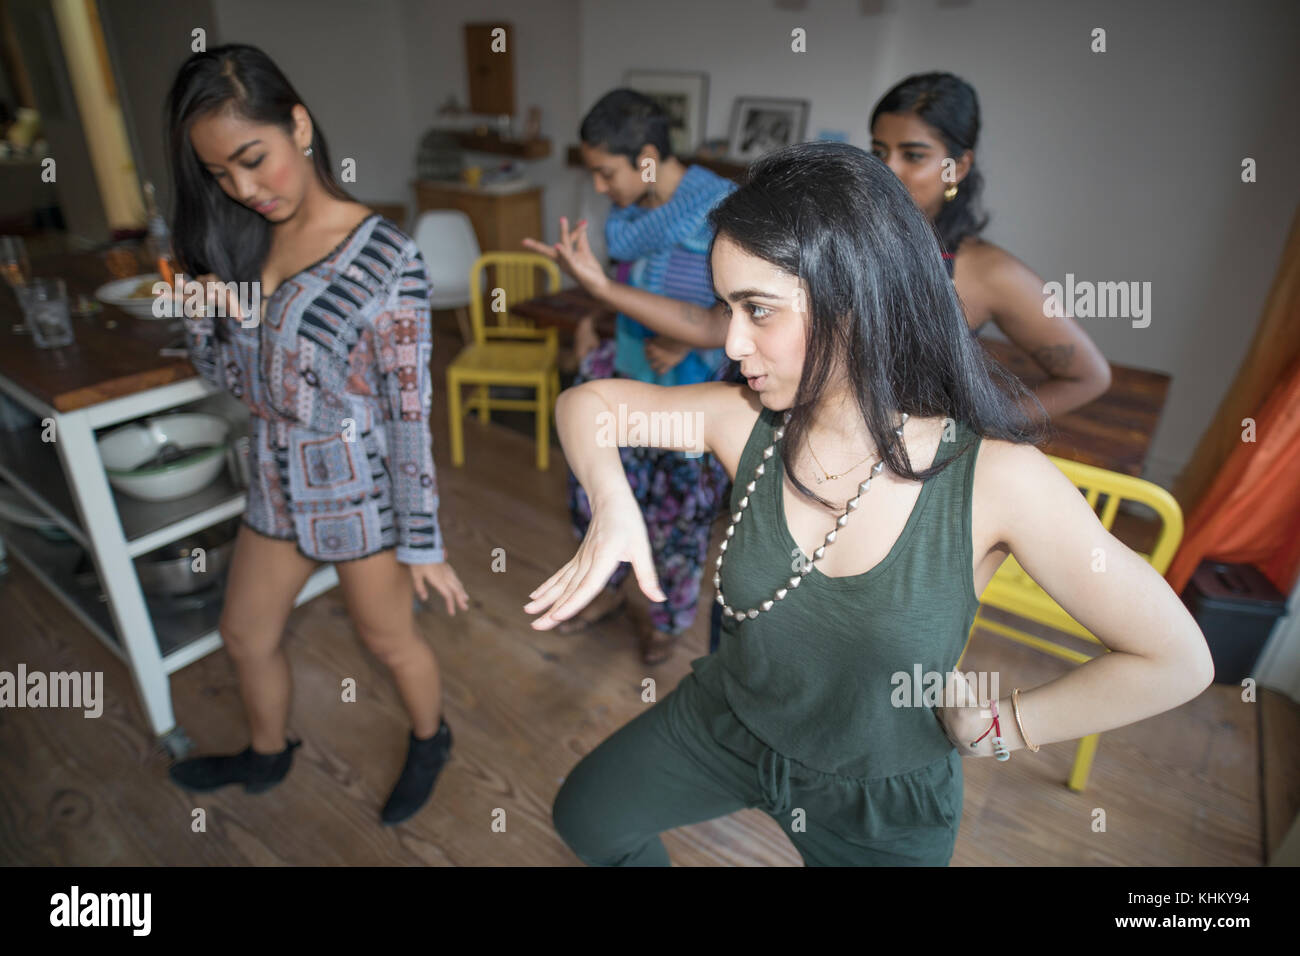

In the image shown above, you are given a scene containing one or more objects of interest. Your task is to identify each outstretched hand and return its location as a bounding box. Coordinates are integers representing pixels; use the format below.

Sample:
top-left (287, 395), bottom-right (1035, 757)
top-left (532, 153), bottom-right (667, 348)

top-left (522, 216), bottom-right (610, 297)
top-left (523, 486), bottom-right (666, 629)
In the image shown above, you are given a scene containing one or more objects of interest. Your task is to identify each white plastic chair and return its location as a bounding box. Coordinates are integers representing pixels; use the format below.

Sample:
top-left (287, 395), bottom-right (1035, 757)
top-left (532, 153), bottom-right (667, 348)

top-left (413, 210), bottom-right (482, 345)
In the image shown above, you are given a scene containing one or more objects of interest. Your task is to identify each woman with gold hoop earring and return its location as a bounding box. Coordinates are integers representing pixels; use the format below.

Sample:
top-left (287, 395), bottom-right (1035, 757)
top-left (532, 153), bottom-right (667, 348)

top-left (870, 71), bottom-right (1112, 420)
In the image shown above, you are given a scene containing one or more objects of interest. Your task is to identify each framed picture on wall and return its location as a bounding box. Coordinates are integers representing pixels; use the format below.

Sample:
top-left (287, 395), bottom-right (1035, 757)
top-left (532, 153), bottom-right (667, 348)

top-left (622, 70), bottom-right (709, 158)
top-left (727, 97), bottom-right (810, 161)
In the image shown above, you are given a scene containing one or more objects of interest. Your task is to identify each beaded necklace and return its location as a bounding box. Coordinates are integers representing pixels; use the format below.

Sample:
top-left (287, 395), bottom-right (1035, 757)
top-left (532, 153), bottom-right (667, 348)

top-left (714, 410), bottom-right (909, 622)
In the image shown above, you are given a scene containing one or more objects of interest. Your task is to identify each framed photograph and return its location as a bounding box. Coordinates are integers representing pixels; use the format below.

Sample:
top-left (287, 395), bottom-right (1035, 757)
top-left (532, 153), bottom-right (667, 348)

top-left (727, 97), bottom-right (810, 161)
top-left (622, 70), bottom-right (709, 158)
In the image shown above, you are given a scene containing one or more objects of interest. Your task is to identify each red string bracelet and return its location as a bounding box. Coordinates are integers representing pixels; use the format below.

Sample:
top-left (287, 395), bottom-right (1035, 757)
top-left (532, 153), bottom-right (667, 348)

top-left (969, 698), bottom-right (1012, 761)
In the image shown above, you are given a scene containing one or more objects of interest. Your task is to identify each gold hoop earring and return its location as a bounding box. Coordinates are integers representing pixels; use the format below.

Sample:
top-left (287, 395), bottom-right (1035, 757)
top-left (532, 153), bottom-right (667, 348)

top-left (944, 183), bottom-right (958, 202)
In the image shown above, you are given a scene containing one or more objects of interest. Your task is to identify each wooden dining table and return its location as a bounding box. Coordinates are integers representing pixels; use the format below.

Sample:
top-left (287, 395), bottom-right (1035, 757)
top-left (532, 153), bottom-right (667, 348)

top-left (0, 248), bottom-right (200, 411)
top-left (510, 287), bottom-right (1172, 477)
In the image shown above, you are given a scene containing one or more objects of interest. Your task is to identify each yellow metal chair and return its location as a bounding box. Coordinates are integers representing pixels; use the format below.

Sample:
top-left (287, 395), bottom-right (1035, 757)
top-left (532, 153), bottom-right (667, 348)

top-left (446, 252), bottom-right (562, 471)
top-left (957, 456), bottom-right (1185, 791)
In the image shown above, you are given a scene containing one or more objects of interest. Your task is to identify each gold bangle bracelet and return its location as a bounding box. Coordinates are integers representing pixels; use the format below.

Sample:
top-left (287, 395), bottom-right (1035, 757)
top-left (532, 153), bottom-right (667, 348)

top-left (1012, 688), bottom-right (1040, 753)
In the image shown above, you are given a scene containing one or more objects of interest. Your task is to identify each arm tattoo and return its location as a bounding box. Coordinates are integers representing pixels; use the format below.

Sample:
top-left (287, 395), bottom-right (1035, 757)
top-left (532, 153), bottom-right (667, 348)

top-left (1032, 343), bottom-right (1076, 376)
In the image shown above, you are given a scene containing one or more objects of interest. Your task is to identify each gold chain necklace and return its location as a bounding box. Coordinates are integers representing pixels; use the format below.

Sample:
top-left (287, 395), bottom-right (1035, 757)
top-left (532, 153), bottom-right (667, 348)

top-left (808, 438), bottom-right (875, 484)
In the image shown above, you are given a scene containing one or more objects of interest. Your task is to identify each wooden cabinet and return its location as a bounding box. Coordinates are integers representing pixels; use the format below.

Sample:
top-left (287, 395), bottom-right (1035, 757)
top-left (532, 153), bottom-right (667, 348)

top-left (464, 23), bottom-right (515, 116)
top-left (412, 180), bottom-right (542, 253)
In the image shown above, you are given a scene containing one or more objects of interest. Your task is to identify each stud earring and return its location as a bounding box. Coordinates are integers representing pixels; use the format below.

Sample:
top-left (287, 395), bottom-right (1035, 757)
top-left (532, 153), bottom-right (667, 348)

top-left (303, 146), bottom-right (313, 157)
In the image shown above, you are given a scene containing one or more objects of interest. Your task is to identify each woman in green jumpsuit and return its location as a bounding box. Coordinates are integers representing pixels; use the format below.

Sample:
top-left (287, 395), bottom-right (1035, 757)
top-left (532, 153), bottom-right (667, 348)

top-left (550, 407), bottom-right (978, 865)
top-left (525, 142), bottom-right (1214, 866)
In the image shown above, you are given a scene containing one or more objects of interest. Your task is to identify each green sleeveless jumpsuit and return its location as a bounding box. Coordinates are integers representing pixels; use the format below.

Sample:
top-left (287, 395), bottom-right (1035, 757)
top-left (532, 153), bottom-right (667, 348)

top-left (552, 405), bottom-right (982, 866)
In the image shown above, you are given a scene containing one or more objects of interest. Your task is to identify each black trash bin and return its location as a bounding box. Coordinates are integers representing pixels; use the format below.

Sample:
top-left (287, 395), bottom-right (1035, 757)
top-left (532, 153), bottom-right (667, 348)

top-left (1181, 561), bottom-right (1288, 684)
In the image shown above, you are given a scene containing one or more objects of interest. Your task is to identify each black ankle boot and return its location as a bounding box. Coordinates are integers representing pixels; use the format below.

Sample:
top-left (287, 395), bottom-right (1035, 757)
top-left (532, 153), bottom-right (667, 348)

top-left (168, 739), bottom-right (301, 794)
top-left (380, 719), bottom-right (452, 826)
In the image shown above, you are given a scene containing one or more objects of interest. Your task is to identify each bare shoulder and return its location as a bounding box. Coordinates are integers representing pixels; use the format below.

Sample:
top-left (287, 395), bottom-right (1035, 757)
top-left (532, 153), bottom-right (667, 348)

top-left (972, 437), bottom-right (1058, 492)
top-left (951, 238), bottom-right (1003, 325)
top-left (971, 437), bottom-right (1085, 541)
top-left (955, 235), bottom-right (999, 262)
top-left (957, 237), bottom-right (1034, 284)
top-left (705, 382), bottom-right (765, 481)
top-left (646, 378), bottom-right (762, 481)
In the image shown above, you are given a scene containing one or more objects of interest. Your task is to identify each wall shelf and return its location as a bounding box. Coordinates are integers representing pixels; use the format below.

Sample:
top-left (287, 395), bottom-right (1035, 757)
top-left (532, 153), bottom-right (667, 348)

top-left (451, 131), bottom-right (551, 159)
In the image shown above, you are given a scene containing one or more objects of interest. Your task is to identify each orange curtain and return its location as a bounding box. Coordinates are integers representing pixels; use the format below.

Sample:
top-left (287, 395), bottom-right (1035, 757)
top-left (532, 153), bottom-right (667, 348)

top-left (1174, 204), bottom-right (1300, 512)
top-left (1167, 351), bottom-right (1300, 595)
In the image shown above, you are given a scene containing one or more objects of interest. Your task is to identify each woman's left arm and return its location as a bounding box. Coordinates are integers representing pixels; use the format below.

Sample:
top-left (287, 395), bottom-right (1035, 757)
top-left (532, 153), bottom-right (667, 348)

top-left (376, 247), bottom-right (470, 615)
top-left (975, 248), bottom-right (1113, 418)
top-left (377, 248), bottom-right (447, 566)
top-left (952, 441), bottom-right (1214, 755)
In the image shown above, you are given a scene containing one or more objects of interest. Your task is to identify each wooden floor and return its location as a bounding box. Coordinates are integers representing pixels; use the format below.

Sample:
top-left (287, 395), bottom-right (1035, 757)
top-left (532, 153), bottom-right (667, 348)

top-left (0, 318), bottom-right (1278, 866)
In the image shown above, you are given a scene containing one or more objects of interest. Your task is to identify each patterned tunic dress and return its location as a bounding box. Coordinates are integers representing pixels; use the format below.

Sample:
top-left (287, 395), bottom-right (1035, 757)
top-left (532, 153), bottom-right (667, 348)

top-left (183, 214), bottom-right (447, 565)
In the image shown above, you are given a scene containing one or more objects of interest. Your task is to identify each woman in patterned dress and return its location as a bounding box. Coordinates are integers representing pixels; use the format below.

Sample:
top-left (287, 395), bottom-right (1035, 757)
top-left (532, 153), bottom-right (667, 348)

top-left (162, 45), bottom-right (468, 826)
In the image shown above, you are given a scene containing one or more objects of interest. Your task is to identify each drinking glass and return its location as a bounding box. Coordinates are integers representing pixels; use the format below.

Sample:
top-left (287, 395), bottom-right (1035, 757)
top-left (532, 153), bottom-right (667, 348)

top-left (1, 236), bottom-right (31, 333)
top-left (20, 277), bottom-right (74, 349)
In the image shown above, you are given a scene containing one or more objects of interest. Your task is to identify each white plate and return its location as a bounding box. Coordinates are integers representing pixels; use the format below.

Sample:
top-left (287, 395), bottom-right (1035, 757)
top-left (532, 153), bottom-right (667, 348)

top-left (95, 273), bottom-right (170, 320)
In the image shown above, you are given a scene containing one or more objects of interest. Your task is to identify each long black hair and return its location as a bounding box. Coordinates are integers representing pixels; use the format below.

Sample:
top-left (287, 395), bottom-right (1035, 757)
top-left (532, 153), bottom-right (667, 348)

top-left (708, 141), bottom-right (1042, 510)
top-left (164, 44), bottom-right (351, 283)
top-left (870, 71), bottom-right (989, 255)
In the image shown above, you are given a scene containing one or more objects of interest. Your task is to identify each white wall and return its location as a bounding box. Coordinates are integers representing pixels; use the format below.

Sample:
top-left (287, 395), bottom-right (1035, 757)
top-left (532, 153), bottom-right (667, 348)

top-left (395, 0), bottom-right (582, 242)
top-left (578, 0), bottom-right (1300, 489)
top-left (211, 0), bottom-right (581, 243)
top-left (212, 0), bottom-right (417, 210)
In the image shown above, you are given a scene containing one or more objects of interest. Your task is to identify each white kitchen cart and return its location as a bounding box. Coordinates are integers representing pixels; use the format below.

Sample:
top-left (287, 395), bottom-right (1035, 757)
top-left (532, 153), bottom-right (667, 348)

top-left (0, 342), bottom-right (338, 760)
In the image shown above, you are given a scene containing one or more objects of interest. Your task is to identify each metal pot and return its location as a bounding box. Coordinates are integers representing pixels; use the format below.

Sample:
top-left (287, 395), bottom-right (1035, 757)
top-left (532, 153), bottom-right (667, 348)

top-left (134, 518), bottom-right (240, 596)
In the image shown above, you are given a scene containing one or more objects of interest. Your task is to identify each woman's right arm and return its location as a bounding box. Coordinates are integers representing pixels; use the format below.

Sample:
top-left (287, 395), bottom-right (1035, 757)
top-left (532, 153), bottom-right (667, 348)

top-left (179, 279), bottom-right (227, 391)
top-left (591, 279), bottom-right (730, 349)
top-left (179, 275), bottom-right (265, 415)
top-left (523, 378), bottom-right (750, 628)
top-left (555, 376), bottom-right (751, 500)
top-left (524, 219), bottom-right (730, 348)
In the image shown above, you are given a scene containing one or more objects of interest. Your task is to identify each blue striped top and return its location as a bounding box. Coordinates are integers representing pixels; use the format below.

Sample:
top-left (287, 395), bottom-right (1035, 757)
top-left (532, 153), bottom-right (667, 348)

top-left (605, 164), bottom-right (736, 386)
